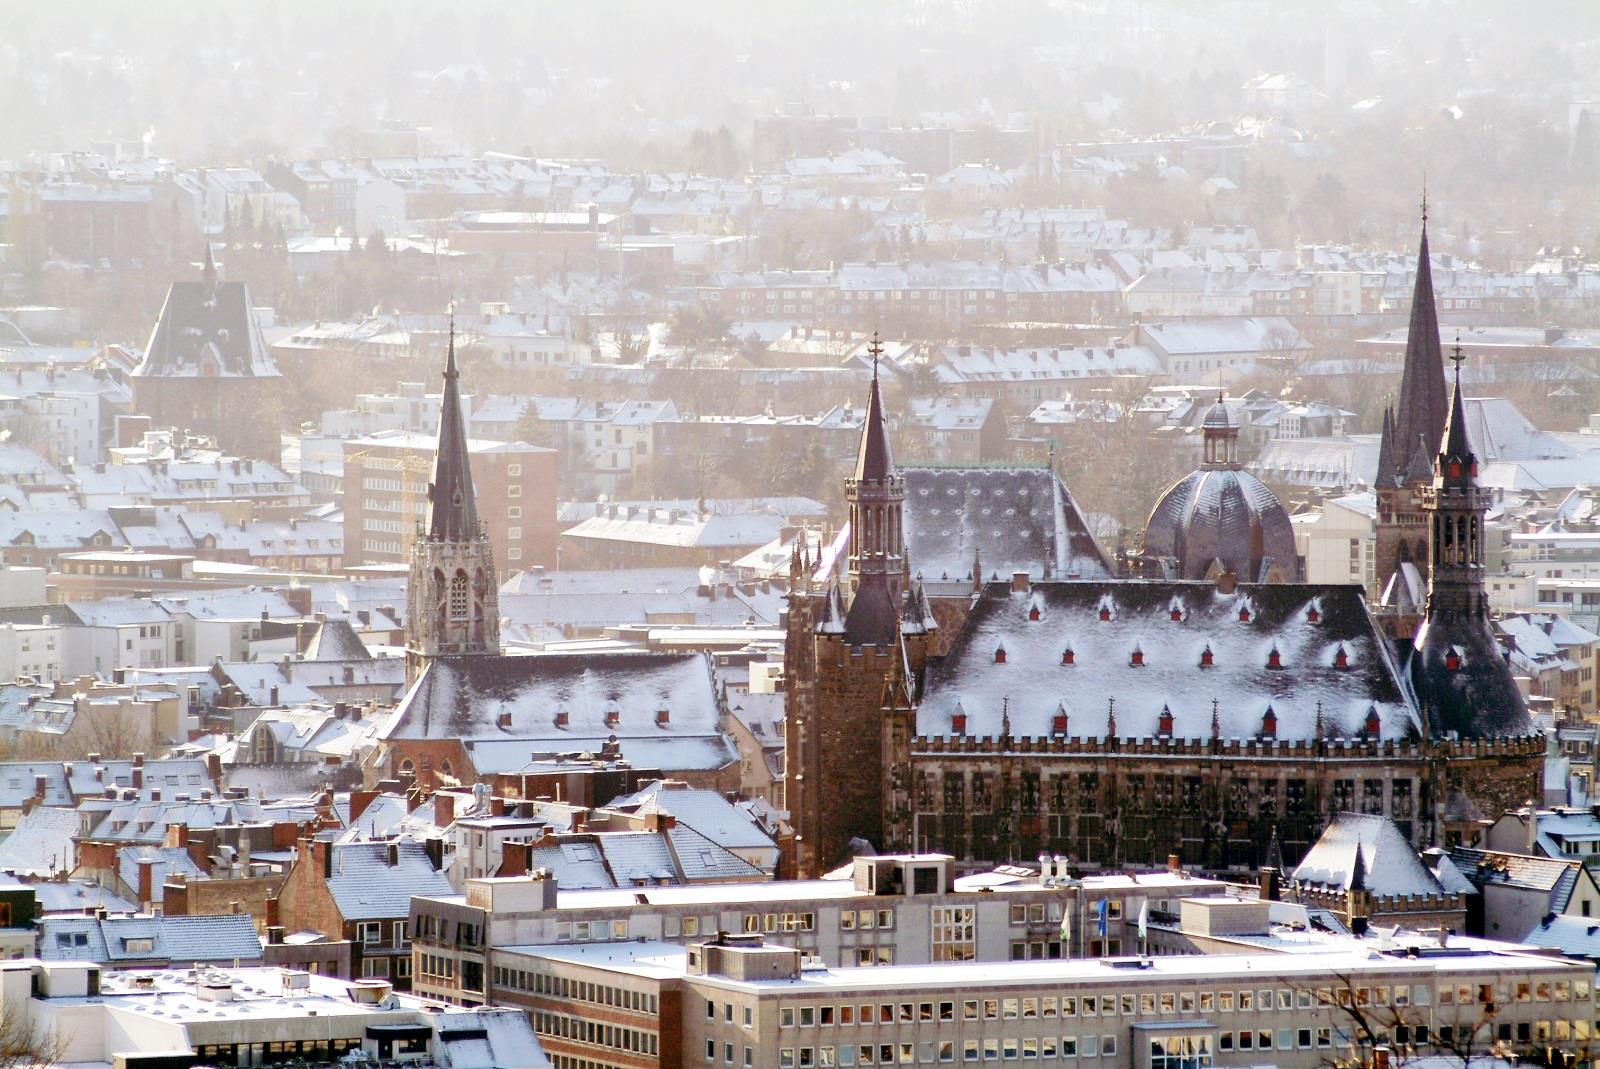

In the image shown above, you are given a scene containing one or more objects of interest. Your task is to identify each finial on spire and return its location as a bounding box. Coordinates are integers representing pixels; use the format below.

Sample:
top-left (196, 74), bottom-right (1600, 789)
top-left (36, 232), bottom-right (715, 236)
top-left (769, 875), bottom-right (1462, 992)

top-left (1450, 331), bottom-right (1465, 382)
top-left (868, 329), bottom-right (884, 377)
top-left (1420, 172), bottom-right (1428, 227)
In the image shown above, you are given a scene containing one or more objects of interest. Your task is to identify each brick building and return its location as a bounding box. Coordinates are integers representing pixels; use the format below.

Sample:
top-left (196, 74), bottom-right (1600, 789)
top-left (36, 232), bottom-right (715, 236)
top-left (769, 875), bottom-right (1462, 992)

top-left (342, 432), bottom-right (557, 570)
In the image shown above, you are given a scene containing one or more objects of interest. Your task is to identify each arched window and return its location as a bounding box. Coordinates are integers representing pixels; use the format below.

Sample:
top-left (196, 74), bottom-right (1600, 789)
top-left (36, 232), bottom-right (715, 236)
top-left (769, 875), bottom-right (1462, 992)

top-left (449, 571), bottom-right (470, 620)
top-left (399, 759), bottom-right (416, 779)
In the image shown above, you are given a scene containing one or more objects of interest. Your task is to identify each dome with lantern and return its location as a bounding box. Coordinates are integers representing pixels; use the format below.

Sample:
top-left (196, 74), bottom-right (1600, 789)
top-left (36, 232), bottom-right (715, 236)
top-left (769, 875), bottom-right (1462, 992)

top-left (1143, 397), bottom-right (1300, 582)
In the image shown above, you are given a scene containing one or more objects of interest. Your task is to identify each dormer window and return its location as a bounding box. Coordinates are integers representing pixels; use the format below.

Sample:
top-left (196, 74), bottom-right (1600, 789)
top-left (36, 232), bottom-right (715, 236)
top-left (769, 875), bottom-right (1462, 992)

top-left (1333, 645), bottom-right (1349, 669)
top-left (1052, 712), bottom-right (1069, 735)
top-left (1170, 607), bottom-right (1183, 622)
top-left (1199, 645), bottom-right (1214, 668)
top-left (994, 645), bottom-right (1007, 664)
top-left (1028, 605), bottom-right (1041, 622)
top-left (1129, 646), bottom-right (1144, 667)
top-left (1061, 647), bottom-right (1075, 665)
top-left (1098, 606), bottom-right (1112, 622)
top-left (1260, 706), bottom-right (1277, 738)
top-left (951, 713), bottom-right (968, 735)
top-left (1306, 606), bottom-right (1321, 624)
top-left (604, 709), bottom-right (620, 728)
top-left (496, 711), bottom-right (512, 730)
top-left (1445, 648), bottom-right (1462, 671)
top-left (1157, 705), bottom-right (1174, 737)
top-left (655, 708), bottom-right (670, 726)
top-left (554, 710), bottom-right (569, 728)
top-left (1449, 461), bottom-right (1462, 478)
top-left (1364, 706), bottom-right (1381, 738)
top-left (1238, 607), bottom-right (1252, 623)
top-left (1266, 646), bottom-right (1282, 670)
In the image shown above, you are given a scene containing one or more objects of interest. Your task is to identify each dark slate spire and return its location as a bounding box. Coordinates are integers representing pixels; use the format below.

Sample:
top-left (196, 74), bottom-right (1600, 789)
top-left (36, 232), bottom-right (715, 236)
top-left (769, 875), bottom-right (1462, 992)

top-left (1440, 341), bottom-right (1474, 484)
top-left (425, 321), bottom-right (479, 542)
top-left (1383, 214), bottom-right (1448, 487)
top-left (853, 335), bottom-right (895, 483)
top-left (1375, 407), bottom-right (1397, 487)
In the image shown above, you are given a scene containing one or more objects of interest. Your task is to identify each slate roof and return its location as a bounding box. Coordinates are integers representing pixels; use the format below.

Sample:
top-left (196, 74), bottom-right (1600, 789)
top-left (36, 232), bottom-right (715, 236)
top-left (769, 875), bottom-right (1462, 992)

top-left (605, 782), bottom-right (777, 855)
top-left (1144, 467), bottom-right (1298, 581)
top-left (324, 838), bottom-right (452, 920)
top-left (1447, 846), bottom-right (1582, 904)
top-left (902, 467), bottom-right (1112, 585)
top-left (1292, 813), bottom-right (1450, 898)
top-left (1523, 914), bottom-right (1600, 961)
top-left (521, 828), bottom-right (762, 889)
top-left (1377, 224), bottom-right (1447, 488)
top-left (917, 581), bottom-right (1414, 742)
top-left (385, 652), bottom-right (724, 743)
top-left (302, 618), bottom-right (372, 661)
top-left (117, 845), bottom-right (205, 898)
top-left (134, 279), bottom-right (280, 379)
top-left (0, 806), bottom-right (77, 876)
top-left (39, 912), bottom-right (263, 963)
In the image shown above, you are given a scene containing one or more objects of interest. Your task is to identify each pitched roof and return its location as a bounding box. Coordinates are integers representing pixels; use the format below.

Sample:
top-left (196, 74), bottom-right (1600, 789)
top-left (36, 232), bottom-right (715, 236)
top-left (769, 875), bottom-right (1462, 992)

top-left (1447, 846), bottom-right (1580, 900)
top-left (853, 364), bottom-right (894, 483)
top-left (605, 782), bottom-right (777, 854)
top-left (902, 467), bottom-right (1112, 585)
top-left (1291, 812), bottom-right (1449, 898)
top-left (1378, 223), bottom-right (1447, 486)
top-left (134, 280), bottom-right (280, 379)
top-left (302, 618), bottom-right (372, 661)
top-left (39, 912), bottom-right (262, 963)
top-left (916, 581), bottom-right (1413, 742)
top-left (424, 330), bottom-right (480, 542)
top-left (324, 838), bottom-right (452, 920)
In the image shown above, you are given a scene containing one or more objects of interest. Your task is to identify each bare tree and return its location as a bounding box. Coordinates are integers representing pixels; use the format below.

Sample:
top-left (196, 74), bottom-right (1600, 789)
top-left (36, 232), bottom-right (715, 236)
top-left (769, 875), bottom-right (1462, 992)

top-left (0, 1007), bottom-right (63, 1069)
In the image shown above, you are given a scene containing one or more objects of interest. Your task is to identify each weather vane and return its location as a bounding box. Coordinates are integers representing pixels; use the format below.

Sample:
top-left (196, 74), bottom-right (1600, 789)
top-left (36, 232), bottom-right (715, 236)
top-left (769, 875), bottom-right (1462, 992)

top-left (868, 328), bottom-right (883, 374)
top-left (1450, 331), bottom-right (1465, 375)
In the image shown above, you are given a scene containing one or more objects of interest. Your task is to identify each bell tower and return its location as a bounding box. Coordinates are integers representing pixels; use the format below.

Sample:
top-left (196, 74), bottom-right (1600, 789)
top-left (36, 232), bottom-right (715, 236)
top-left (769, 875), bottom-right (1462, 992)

top-left (406, 320), bottom-right (500, 685)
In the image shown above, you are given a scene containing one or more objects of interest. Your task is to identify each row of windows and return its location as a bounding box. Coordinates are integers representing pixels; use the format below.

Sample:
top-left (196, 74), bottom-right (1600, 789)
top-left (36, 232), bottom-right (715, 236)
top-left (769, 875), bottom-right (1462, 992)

top-left (528, 970), bottom-right (660, 1014)
top-left (417, 953), bottom-right (456, 981)
top-left (555, 919), bottom-right (628, 943)
top-left (773, 1035), bottom-right (1120, 1068)
top-left (534, 1010), bottom-right (658, 1055)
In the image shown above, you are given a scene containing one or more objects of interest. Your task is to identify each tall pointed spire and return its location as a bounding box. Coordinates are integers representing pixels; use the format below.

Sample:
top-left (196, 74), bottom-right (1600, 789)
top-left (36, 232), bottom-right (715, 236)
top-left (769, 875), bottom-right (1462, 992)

top-left (1440, 336), bottom-right (1473, 474)
top-left (1385, 208), bottom-right (1448, 486)
top-left (1375, 407), bottom-right (1397, 487)
top-left (426, 315), bottom-right (480, 542)
top-left (854, 332), bottom-right (894, 483)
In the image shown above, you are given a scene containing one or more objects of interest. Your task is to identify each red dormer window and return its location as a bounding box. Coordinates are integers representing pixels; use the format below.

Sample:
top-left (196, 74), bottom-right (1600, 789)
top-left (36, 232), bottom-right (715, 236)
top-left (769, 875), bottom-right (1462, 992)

top-left (1199, 645), bottom-right (1214, 668)
top-left (1364, 707), bottom-right (1381, 737)
top-left (1061, 648), bottom-right (1075, 665)
top-left (1445, 649), bottom-right (1461, 671)
top-left (1157, 706), bottom-right (1174, 737)
top-left (1306, 607), bottom-right (1320, 624)
top-left (655, 708), bottom-right (670, 726)
top-left (1170, 607), bottom-right (1183, 622)
top-left (1098, 606), bottom-right (1112, 622)
top-left (1334, 645), bottom-right (1349, 669)
top-left (1238, 607), bottom-right (1251, 622)
top-left (605, 709), bottom-right (620, 728)
top-left (1129, 647), bottom-right (1144, 667)
top-left (1260, 707), bottom-right (1277, 738)
top-left (994, 646), bottom-right (1007, 664)
top-left (951, 713), bottom-right (968, 735)
top-left (1449, 461), bottom-right (1462, 478)
top-left (1052, 713), bottom-right (1069, 734)
top-left (554, 710), bottom-right (570, 728)
top-left (1028, 606), bottom-right (1041, 622)
top-left (496, 711), bottom-right (512, 729)
top-left (1266, 647), bottom-right (1282, 670)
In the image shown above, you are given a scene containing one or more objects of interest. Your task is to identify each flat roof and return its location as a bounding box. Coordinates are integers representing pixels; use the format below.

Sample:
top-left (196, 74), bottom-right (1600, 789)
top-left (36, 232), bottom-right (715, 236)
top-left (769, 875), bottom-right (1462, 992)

top-left (503, 940), bottom-right (1577, 995)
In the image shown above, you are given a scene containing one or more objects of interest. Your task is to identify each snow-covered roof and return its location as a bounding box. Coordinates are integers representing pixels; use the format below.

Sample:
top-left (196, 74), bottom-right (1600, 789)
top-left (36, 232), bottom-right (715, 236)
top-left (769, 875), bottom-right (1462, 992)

top-left (916, 580), bottom-right (1414, 742)
top-left (1292, 813), bottom-right (1450, 898)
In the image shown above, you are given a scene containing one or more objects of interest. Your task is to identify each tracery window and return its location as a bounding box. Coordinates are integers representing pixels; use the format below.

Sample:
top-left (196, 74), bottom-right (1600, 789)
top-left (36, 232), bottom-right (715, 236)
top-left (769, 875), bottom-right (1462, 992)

top-left (449, 571), bottom-right (470, 620)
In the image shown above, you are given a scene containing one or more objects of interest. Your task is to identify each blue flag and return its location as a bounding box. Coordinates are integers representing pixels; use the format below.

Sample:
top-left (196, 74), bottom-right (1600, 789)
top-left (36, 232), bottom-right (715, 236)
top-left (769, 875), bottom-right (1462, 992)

top-left (1096, 899), bottom-right (1109, 938)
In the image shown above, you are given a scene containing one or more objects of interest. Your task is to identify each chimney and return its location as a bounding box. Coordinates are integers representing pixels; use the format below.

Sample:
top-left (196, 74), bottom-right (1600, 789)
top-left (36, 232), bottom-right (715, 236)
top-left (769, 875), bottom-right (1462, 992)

top-left (1167, 853), bottom-right (1181, 874)
top-left (1259, 866), bottom-right (1280, 902)
top-left (1215, 571), bottom-right (1237, 595)
top-left (205, 753), bottom-right (222, 786)
top-left (349, 789), bottom-right (378, 824)
top-left (424, 837), bottom-right (445, 873)
top-left (131, 753), bottom-right (144, 789)
top-left (265, 894), bottom-right (280, 930)
top-left (499, 840), bottom-right (532, 877)
top-left (162, 877), bottom-right (189, 917)
top-left (387, 842), bottom-right (400, 867)
top-left (490, 797), bottom-right (506, 817)
top-left (1011, 571), bottom-right (1030, 593)
top-left (434, 792), bottom-right (456, 827)
top-left (136, 857), bottom-right (155, 904)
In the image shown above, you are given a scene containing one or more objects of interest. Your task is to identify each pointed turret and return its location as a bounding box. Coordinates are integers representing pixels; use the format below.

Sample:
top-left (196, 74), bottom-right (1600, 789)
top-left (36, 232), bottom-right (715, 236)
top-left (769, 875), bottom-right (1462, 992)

top-left (405, 314), bottom-right (499, 684)
top-left (426, 328), bottom-right (479, 543)
top-left (843, 334), bottom-right (907, 645)
top-left (1375, 407), bottom-right (1397, 487)
top-left (1381, 217), bottom-right (1448, 487)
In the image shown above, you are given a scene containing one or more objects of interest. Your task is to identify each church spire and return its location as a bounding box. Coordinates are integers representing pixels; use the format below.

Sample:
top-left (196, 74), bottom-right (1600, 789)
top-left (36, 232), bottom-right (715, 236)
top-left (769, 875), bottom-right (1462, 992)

top-left (843, 332), bottom-right (907, 645)
top-left (853, 333), bottom-right (895, 483)
top-left (425, 318), bottom-right (480, 543)
top-left (1381, 209), bottom-right (1448, 488)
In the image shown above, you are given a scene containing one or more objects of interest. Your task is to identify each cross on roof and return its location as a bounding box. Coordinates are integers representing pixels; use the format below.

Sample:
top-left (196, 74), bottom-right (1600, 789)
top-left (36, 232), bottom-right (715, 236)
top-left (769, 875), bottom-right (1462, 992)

top-left (1450, 331), bottom-right (1465, 378)
top-left (868, 330), bottom-right (884, 374)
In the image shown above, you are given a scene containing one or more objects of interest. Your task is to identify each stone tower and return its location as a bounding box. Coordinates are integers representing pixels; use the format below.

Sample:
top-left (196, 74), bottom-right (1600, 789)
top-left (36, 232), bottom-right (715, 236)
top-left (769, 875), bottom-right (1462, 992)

top-left (1374, 212), bottom-right (1448, 637)
top-left (405, 325), bottom-right (499, 685)
top-left (785, 344), bottom-right (933, 878)
top-left (1409, 345), bottom-right (1530, 740)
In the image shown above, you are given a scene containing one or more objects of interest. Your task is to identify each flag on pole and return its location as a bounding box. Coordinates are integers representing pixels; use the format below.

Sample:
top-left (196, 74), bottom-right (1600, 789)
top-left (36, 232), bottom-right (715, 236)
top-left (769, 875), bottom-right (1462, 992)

top-left (1137, 899), bottom-right (1149, 943)
top-left (1095, 899), bottom-right (1109, 938)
